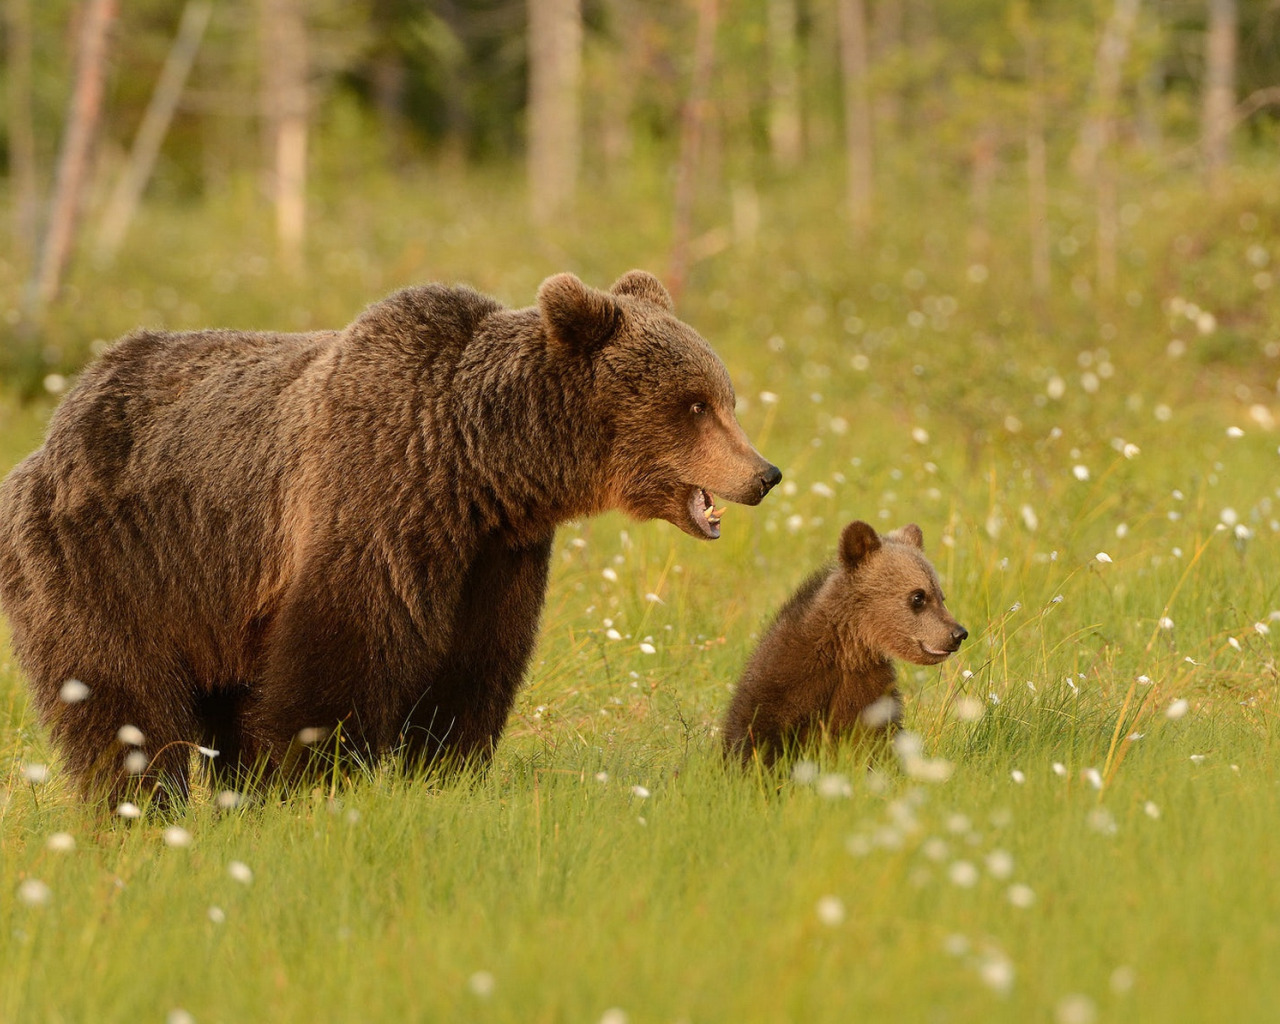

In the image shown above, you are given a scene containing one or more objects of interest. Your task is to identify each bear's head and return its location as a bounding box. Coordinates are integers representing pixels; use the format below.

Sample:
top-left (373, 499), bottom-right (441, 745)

top-left (537, 270), bottom-right (780, 540)
top-left (834, 520), bottom-right (968, 665)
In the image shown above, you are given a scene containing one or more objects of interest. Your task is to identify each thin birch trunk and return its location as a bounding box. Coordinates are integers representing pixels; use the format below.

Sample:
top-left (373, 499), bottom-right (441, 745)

top-left (1201, 0), bottom-right (1237, 191)
top-left (260, 0), bottom-right (308, 273)
top-left (668, 0), bottom-right (718, 304)
top-left (837, 0), bottom-right (873, 231)
top-left (527, 0), bottom-right (582, 224)
top-left (24, 0), bottom-right (117, 319)
top-left (96, 1), bottom-right (212, 259)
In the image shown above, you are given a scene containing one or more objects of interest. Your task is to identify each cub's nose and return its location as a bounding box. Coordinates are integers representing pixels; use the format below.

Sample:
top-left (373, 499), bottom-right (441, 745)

top-left (951, 625), bottom-right (969, 647)
top-left (759, 464), bottom-right (782, 496)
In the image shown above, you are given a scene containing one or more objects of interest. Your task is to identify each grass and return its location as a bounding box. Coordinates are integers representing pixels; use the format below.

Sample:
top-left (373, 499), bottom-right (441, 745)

top-left (2, 153), bottom-right (1279, 1022)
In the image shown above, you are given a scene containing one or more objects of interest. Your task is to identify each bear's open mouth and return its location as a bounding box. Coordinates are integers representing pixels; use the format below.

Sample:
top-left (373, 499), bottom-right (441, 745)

top-left (687, 486), bottom-right (723, 539)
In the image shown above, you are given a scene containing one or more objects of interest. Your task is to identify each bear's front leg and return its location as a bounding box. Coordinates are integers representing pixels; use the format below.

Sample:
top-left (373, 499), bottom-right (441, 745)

top-left (398, 534), bottom-right (553, 772)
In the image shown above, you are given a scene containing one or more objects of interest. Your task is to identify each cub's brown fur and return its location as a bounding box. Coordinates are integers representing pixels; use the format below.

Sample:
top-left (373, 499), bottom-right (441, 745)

top-left (723, 520), bottom-right (966, 767)
top-left (0, 270), bottom-right (780, 805)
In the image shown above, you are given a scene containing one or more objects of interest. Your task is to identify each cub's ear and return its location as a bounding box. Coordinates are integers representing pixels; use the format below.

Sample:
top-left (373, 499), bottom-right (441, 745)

top-left (538, 273), bottom-right (621, 351)
top-left (609, 269), bottom-right (674, 311)
top-left (839, 520), bottom-right (882, 569)
top-left (888, 523), bottom-right (924, 548)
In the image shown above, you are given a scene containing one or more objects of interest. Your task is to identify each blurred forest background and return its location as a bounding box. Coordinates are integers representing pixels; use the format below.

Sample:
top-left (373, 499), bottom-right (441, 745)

top-left (2, 0), bottom-right (1279, 392)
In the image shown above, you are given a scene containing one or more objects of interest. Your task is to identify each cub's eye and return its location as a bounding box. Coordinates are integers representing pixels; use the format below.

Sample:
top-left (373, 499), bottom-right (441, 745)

top-left (690, 401), bottom-right (707, 416)
top-left (909, 590), bottom-right (927, 611)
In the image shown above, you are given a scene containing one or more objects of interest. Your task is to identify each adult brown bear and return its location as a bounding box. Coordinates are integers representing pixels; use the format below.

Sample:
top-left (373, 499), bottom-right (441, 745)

top-left (0, 270), bottom-right (779, 805)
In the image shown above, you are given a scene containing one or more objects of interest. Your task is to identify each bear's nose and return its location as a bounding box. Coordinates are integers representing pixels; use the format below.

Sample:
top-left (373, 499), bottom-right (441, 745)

top-left (759, 464), bottom-right (782, 496)
top-left (952, 625), bottom-right (969, 646)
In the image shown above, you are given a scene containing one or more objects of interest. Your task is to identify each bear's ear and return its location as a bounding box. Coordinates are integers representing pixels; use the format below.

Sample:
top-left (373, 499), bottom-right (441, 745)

top-left (538, 273), bottom-right (622, 351)
top-left (609, 269), bottom-right (674, 311)
top-left (839, 520), bottom-right (881, 569)
top-left (888, 523), bottom-right (924, 548)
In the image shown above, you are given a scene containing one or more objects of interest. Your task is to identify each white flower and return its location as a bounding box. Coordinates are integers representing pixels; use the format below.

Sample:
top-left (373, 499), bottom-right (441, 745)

top-left (638, 642), bottom-right (656, 655)
top-left (46, 832), bottom-right (76, 852)
top-left (163, 826), bottom-right (192, 848)
top-left (759, 390), bottom-right (779, 405)
top-left (468, 971), bottom-right (496, 998)
top-left (643, 592), bottom-right (663, 604)
top-left (1052, 762), bottom-right (1067, 777)
top-left (1007, 883), bottom-right (1036, 908)
top-left (1144, 801), bottom-right (1161, 819)
top-left (166, 1009), bottom-right (196, 1024)
top-left (1228, 637), bottom-right (1242, 651)
top-left (17, 879), bottom-right (51, 906)
top-left (816, 774), bottom-right (852, 799)
top-left (1083, 767), bottom-right (1103, 790)
top-left (116, 725), bottom-right (145, 746)
top-left (197, 745), bottom-right (220, 758)
top-left (985, 850), bottom-right (1014, 879)
top-left (208, 906), bottom-right (226, 924)
top-left (816, 895), bottom-right (846, 926)
top-left (948, 860), bottom-right (979, 887)
top-left (21, 763), bottom-right (49, 785)
top-left (1095, 552), bottom-right (1112, 564)
top-left (601, 567), bottom-right (618, 583)
top-left (227, 860), bottom-right (253, 884)
top-left (599, 1010), bottom-right (629, 1024)
top-left (952, 696), bottom-right (985, 722)
top-left (1055, 993), bottom-right (1098, 1024)
top-left (59, 679), bottom-right (90, 703)
top-left (1226, 425), bottom-right (1244, 438)
top-left (1072, 464), bottom-right (1090, 481)
top-left (605, 628), bottom-right (622, 641)
top-left (216, 790), bottom-right (245, 810)
top-left (1159, 616), bottom-right (1175, 630)
top-left (124, 750), bottom-right (148, 775)
top-left (859, 695), bottom-right (898, 728)
top-left (116, 802), bottom-right (142, 819)
top-left (1166, 698), bottom-right (1190, 720)
top-left (791, 760), bottom-right (819, 785)
top-left (978, 954), bottom-right (1015, 996)
top-left (1122, 443), bottom-right (1140, 459)
top-left (911, 427), bottom-right (930, 444)
top-left (1255, 622), bottom-right (1270, 636)
top-left (1010, 769), bottom-right (1026, 785)
top-left (1086, 807), bottom-right (1117, 836)
top-left (629, 785), bottom-right (650, 799)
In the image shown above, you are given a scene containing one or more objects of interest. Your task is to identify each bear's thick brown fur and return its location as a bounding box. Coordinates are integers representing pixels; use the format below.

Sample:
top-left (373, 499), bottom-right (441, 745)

top-left (723, 520), bottom-right (966, 767)
top-left (0, 270), bottom-right (780, 804)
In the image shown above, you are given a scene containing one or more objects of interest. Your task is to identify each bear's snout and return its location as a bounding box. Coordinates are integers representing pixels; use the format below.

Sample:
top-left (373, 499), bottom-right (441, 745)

top-left (759, 463), bottom-right (782, 498)
top-left (949, 624), bottom-right (969, 650)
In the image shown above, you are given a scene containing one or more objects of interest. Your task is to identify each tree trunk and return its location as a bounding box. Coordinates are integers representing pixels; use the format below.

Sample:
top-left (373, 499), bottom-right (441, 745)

top-left (766, 0), bottom-right (802, 170)
top-left (837, 0), bottom-right (873, 230)
top-left (1071, 0), bottom-right (1141, 180)
top-left (527, 0), bottom-right (582, 224)
top-left (24, 0), bottom-right (117, 320)
top-left (5, 0), bottom-right (39, 271)
top-left (668, 0), bottom-right (718, 304)
top-left (871, 0), bottom-right (903, 132)
top-left (96, 1), bottom-right (212, 260)
top-left (1201, 0), bottom-right (1237, 191)
top-left (260, 0), bottom-right (308, 273)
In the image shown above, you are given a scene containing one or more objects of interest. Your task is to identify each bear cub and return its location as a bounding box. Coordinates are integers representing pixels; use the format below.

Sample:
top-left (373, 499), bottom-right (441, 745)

top-left (723, 519), bottom-right (967, 767)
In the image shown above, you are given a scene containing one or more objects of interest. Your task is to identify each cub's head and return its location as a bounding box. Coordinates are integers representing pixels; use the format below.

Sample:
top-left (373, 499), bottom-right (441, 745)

top-left (537, 270), bottom-right (780, 540)
top-left (836, 520), bottom-right (968, 665)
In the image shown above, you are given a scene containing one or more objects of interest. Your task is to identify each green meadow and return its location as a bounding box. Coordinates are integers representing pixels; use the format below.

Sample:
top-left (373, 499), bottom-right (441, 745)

top-left (2, 160), bottom-right (1279, 1023)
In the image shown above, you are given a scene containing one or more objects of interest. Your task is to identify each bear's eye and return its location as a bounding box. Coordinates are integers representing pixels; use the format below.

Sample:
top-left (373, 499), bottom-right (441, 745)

top-left (690, 401), bottom-right (707, 416)
top-left (909, 590), bottom-right (928, 611)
